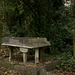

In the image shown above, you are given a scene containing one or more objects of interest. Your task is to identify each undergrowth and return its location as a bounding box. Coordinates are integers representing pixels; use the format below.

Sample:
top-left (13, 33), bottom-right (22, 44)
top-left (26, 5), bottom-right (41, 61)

top-left (44, 52), bottom-right (75, 72)
top-left (50, 52), bottom-right (75, 72)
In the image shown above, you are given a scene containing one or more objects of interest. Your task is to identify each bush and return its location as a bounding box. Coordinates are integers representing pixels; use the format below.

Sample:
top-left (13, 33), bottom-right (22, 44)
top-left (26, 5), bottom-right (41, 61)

top-left (56, 52), bottom-right (75, 72)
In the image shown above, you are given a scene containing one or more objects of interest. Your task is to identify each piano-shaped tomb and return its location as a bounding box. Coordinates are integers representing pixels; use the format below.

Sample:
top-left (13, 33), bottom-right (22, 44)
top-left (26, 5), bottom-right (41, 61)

top-left (2, 37), bottom-right (51, 64)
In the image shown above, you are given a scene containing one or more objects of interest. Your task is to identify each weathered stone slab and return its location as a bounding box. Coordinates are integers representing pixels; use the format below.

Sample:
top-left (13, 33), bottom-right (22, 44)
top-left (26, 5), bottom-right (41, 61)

top-left (39, 66), bottom-right (47, 75)
top-left (0, 60), bottom-right (59, 75)
top-left (2, 37), bottom-right (50, 48)
top-left (44, 59), bottom-right (61, 71)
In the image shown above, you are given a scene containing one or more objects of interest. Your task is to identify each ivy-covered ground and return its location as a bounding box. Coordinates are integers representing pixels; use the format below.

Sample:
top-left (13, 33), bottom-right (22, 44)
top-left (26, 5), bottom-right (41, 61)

top-left (0, 46), bottom-right (22, 75)
top-left (0, 46), bottom-right (75, 75)
top-left (0, 67), bottom-right (21, 75)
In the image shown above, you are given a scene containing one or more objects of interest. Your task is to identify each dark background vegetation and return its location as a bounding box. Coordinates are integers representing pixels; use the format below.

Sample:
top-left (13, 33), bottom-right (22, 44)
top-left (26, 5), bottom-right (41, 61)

top-left (0, 0), bottom-right (75, 55)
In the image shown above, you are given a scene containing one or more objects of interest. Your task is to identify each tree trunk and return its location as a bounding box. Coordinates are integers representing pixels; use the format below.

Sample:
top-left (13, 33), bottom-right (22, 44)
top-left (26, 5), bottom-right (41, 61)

top-left (0, 20), bottom-right (2, 48)
top-left (73, 29), bottom-right (75, 58)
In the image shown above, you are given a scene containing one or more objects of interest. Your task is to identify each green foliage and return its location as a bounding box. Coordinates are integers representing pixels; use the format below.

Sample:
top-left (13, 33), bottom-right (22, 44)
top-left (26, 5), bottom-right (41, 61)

top-left (56, 52), bottom-right (75, 72)
top-left (1, 0), bottom-right (74, 53)
top-left (56, 57), bottom-right (75, 72)
top-left (43, 51), bottom-right (75, 72)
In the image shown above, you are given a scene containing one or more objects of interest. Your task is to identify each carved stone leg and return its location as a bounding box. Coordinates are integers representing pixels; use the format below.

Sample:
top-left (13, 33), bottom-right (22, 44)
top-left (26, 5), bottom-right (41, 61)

top-left (35, 48), bottom-right (39, 64)
top-left (23, 53), bottom-right (27, 64)
top-left (20, 48), bottom-right (28, 65)
top-left (9, 47), bottom-right (14, 62)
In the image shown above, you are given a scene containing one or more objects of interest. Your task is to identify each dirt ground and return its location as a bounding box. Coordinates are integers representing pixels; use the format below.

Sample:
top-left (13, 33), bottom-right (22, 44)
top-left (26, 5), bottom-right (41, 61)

top-left (0, 46), bottom-right (75, 75)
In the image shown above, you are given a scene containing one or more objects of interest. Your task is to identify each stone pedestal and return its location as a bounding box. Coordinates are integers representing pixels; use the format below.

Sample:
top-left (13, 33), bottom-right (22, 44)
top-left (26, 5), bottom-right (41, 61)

top-left (20, 48), bottom-right (40, 64)
top-left (9, 47), bottom-right (14, 61)
top-left (35, 48), bottom-right (39, 64)
top-left (20, 48), bottom-right (28, 65)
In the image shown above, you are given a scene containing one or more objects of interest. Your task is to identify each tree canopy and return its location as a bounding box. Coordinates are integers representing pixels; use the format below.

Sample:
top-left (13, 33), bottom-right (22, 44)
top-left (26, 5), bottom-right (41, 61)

top-left (0, 0), bottom-right (74, 53)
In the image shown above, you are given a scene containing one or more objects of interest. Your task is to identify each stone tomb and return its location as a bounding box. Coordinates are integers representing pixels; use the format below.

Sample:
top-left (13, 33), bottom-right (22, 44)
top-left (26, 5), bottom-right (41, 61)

top-left (2, 37), bottom-right (50, 65)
